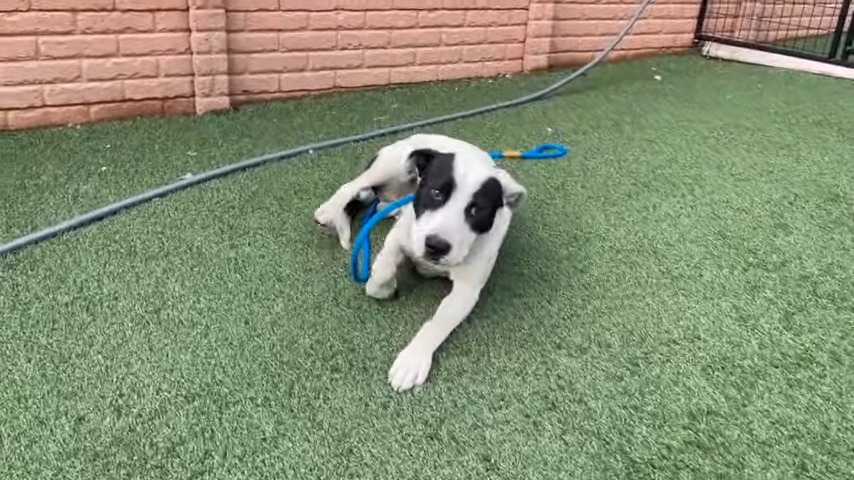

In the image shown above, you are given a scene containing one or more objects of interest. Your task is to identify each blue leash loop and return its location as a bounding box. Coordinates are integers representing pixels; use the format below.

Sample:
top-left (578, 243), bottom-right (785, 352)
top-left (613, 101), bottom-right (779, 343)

top-left (349, 142), bottom-right (569, 284)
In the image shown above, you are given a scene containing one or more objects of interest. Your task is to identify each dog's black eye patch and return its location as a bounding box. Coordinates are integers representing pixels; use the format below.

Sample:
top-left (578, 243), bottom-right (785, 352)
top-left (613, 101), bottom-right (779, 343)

top-left (413, 152), bottom-right (455, 218)
top-left (465, 177), bottom-right (504, 234)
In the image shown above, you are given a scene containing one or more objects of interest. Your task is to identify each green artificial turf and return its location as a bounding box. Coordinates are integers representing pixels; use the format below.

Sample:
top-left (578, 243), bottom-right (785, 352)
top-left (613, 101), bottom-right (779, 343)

top-left (1, 53), bottom-right (852, 479)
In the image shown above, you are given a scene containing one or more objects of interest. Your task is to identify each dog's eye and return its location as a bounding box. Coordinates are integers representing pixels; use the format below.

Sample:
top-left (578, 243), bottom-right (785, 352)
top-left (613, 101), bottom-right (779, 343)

top-left (467, 205), bottom-right (478, 216)
top-left (429, 189), bottom-right (443, 201)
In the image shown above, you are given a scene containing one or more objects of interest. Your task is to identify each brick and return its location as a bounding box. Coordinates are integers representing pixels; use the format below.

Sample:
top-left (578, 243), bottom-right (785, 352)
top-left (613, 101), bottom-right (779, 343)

top-left (442, 28), bottom-right (486, 45)
top-left (228, 55), bottom-right (248, 74)
top-left (191, 31), bottom-right (227, 54)
top-left (193, 54), bottom-right (228, 75)
top-left (505, 43), bottom-right (523, 59)
top-left (551, 36), bottom-right (605, 53)
top-left (155, 11), bottom-right (189, 31)
top-left (462, 44), bottom-right (506, 62)
top-left (159, 55), bottom-right (193, 76)
top-left (0, 37), bottom-right (37, 61)
top-left (482, 60), bottom-right (520, 77)
top-left (31, 0), bottom-right (112, 9)
top-left (528, 3), bottom-right (554, 21)
top-left (84, 58), bottom-right (158, 80)
top-left (120, 33), bottom-right (190, 55)
top-left (365, 49), bottom-right (414, 67)
top-left (445, 0), bottom-right (525, 7)
top-left (0, 13), bottom-right (75, 34)
top-left (190, 9), bottom-right (226, 31)
top-left (229, 74), bottom-right (279, 94)
top-left (243, 52), bottom-right (308, 73)
top-left (308, 11), bottom-right (365, 30)
top-left (416, 46), bottom-right (462, 64)
top-left (440, 62), bottom-right (483, 81)
top-left (338, 31), bottom-right (390, 49)
top-left (391, 0), bottom-right (442, 8)
top-left (78, 13), bottom-right (154, 34)
top-left (308, 50), bottom-right (362, 70)
top-left (279, 71), bottom-right (334, 91)
top-left (190, 0), bottom-right (225, 7)
top-left (194, 75), bottom-right (229, 97)
top-left (279, 0), bottom-right (335, 10)
top-left (195, 96), bottom-right (230, 114)
top-left (486, 26), bottom-right (525, 43)
top-left (391, 29), bottom-right (442, 48)
top-left (523, 54), bottom-right (549, 72)
top-left (0, 112), bottom-right (7, 130)
top-left (279, 31), bottom-right (337, 51)
top-left (339, 0), bottom-right (393, 9)
top-left (117, 0), bottom-right (188, 10)
top-left (526, 20), bottom-right (553, 39)
top-left (389, 65), bottom-right (439, 84)
top-left (8, 106), bottom-right (89, 129)
top-left (465, 9), bottom-right (528, 26)
top-left (418, 11), bottom-right (465, 27)
top-left (44, 82), bottom-right (124, 106)
top-left (229, 32), bottom-right (278, 52)
top-left (524, 37), bottom-right (551, 55)
top-left (226, 12), bottom-right (246, 31)
top-left (366, 11), bottom-right (417, 29)
top-left (39, 35), bottom-right (117, 59)
top-left (0, 86), bottom-right (43, 109)
top-left (554, 4), bottom-right (637, 21)
top-left (124, 77), bottom-right (193, 99)
top-left (0, 0), bottom-right (29, 12)
top-left (308, 12), bottom-right (336, 30)
top-left (549, 52), bottom-right (597, 67)
top-left (90, 100), bottom-right (163, 121)
top-left (335, 69), bottom-right (389, 88)
top-left (227, 0), bottom-right (278, 10)
top-left (0, 60), bottom-right (80, 86)
top-left (651, 4), bottom-right (702, 20)
top-left (164, 97), bottom-right (194, 114)
top-left (245, 12), bottom-right (308, 31)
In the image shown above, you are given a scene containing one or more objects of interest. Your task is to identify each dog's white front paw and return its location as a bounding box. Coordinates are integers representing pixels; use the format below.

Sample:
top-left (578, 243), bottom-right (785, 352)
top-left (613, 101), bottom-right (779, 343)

top-left (388, 343), bottom-right (433, 392)
top-left (366, 276), bottom-right (396, 300)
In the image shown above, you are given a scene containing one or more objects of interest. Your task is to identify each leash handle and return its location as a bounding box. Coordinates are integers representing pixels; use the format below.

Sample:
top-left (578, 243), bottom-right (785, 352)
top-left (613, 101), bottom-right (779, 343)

top-left (489, 143), bottom-right (569, 160)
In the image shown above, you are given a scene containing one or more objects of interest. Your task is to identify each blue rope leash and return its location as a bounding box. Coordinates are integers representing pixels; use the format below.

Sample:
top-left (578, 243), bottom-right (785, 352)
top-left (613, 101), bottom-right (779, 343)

top-left (349, 143), bottom-right (569, 284)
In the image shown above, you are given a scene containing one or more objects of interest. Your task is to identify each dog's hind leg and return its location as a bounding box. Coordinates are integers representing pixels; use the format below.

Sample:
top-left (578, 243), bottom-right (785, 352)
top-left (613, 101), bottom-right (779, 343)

top-left (315, 144), bottom-right (415, 250)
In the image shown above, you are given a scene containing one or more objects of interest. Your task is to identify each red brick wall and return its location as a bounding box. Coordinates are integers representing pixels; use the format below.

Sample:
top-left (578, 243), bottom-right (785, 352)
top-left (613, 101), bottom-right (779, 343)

top-left (1, 0), bottom-right (702, 131)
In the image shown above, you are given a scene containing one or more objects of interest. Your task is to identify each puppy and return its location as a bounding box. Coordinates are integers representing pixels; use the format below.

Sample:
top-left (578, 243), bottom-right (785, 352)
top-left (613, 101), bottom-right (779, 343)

top-left (314, 133), bottom-right (526, 391)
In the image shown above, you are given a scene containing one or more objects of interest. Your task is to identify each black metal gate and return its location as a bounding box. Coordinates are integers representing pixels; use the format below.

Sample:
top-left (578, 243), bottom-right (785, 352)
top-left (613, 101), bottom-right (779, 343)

top-left (694, 0), bottom-right (854, 65)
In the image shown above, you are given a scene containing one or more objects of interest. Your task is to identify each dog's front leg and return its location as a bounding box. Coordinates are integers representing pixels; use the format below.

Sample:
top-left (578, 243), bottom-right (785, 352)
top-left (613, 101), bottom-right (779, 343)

top-left (388, 280), bottom-right (482, 392)
top-left (365, 219), bottom-right (407, 300)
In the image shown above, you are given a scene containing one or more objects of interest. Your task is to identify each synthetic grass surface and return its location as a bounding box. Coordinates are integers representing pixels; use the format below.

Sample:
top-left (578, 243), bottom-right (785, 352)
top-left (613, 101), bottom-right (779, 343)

top-left (1, 54), bottom-right (852, 478)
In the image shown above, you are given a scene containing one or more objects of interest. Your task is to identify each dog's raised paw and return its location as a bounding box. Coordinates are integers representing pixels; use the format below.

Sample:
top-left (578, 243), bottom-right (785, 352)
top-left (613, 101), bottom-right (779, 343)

top-left (388, 344), bottom-right (433, 392)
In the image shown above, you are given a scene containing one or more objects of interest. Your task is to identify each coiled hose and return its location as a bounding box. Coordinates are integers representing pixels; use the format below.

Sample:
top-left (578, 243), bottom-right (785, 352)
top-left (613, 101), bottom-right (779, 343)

top-left (0, 0), bottom-right (654, 257)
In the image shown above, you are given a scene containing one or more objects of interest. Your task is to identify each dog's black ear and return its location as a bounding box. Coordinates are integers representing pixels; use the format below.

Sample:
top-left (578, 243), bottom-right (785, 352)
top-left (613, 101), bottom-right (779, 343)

top-left (408, 148), bottom-right (441, 177)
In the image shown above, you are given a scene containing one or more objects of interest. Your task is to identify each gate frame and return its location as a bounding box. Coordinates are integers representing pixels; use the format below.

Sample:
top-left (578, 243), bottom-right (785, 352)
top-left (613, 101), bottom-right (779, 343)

top-left (694, 0), bottom-right (854, 66)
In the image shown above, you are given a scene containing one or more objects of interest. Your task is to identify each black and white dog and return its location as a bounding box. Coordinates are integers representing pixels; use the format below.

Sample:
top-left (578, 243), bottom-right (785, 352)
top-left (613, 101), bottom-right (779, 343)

top-left (314, 133), bottom-right (526, 391)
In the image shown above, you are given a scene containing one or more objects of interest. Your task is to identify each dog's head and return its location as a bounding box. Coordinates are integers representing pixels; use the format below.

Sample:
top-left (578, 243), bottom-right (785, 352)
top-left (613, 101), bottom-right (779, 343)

top-left (407, 147), bottom-right (526, 267)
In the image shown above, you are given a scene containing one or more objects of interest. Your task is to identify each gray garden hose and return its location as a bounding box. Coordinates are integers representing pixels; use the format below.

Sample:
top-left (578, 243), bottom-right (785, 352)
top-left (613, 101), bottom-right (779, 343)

top-left (1, 0), bottom-right (655, 257)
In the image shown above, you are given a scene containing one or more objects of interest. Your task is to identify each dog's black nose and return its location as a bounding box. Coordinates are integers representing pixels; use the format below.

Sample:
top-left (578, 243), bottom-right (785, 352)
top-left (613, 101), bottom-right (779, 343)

top-left (424, 235), bottom-right (451, 259)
